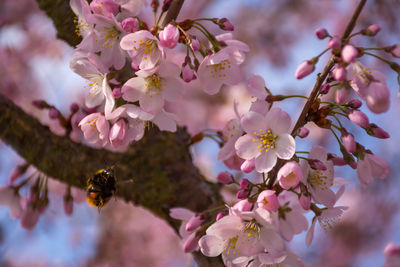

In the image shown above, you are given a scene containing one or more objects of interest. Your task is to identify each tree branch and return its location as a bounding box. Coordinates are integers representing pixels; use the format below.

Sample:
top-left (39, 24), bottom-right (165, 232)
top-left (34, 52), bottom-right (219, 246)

top-left (161, 0), bottom-right (185, 27)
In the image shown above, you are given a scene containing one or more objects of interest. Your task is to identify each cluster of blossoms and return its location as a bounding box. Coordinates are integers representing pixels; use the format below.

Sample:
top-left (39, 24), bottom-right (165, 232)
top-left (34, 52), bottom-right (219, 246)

top-left (1, 0), bottom-right (399, 265)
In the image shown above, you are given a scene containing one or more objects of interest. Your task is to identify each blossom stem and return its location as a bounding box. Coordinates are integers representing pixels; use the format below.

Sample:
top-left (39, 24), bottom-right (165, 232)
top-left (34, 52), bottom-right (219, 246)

top-left (363, 51), bottom-right (393, 65)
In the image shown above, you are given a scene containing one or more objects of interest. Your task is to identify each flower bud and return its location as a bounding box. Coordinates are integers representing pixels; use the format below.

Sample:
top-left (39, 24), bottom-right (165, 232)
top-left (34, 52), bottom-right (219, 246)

top-left (217, 171), bottom-right (233, 184)
top-left (298, 127), bottom-right (310, 138)
top-left (70, 103), bottom-right (79, 113)
top-left (320, 84), bottom-right (331, 94)
top-left (241, 159), bottom-right (255, 173)
top-left (389, 45), bottom-right (400, 58)
top-left (190, 38), bottom-right (200, 51)
top-left (217, 18), bottom-right (234, 31)
top-left (159, 24), bottom-right (180, 49)
top-left (299, 194), bottom-right (311, 210)
top-left (328, 153), bottom-right (347, 166)
top-left (384, 242), bottom-right (400, 259)
top-left (367, 123), bottom-right (390, 139)
top-left (232, 199), bottom-right (253, 212)
top-left (186, 215), bottom-right (204, 231)
top-left (182, 64), bottom-right (196, 82)
top-left (328, 36), bottom-right (341, 50)
top-left (295, 60), bottom-right (315, 79)
top-left (362, 24), bottom-right (381, 36)
top-left (216, 212), bottom-right (224, 221)
top-left (341, 44), bottom-right (358, 63)
top-left (341, 129), bottom-right (356, 153)
top-left (277, 161), bottom-right (302, 189)
top-left (32, 100), bottom-right (45, 109)
top-left (257, 190), bottom-right (279, 212)
top-left (49, 108), bottom-right (60, 119)
top-left (333, 65), bottom-right (346, 81)
top-left (335, 87), bottom-right (350, 104)
top-left (183, 232), bottom-right (200, 253)
top-left (20, 207), bottom-right (40, 230)
top-left (121, 18), bottom-right (139, 33)
top-left (348, 110), bottom-right (369, 128)
top-left (240, 178), bottom-right (249, 189)
top-left (315, 28), bottom-right (328, 39)
top-left (308, 159), bottom-right (327, 171)
top-left (346, 99), bottom-right (362, 109)
top-left (236, 189), bottom-right (248, 200)
top-left (112, 88), bottom-right (122, 98)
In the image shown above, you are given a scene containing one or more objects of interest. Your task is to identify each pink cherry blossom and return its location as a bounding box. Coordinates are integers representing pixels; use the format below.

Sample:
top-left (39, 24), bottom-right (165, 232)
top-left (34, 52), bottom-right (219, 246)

top-left (306, 206), bottom-right (348, 247)
top-left (122, 61), bottom-right (183, 114)
top-left (241, 159), bottom-right (255, 173)
top-left (215, 33), bottom-right (250, 64)
top-left (217, 171), bottom-right (233, 184)
top-left (159, 24), bottom-right (180, 49)
top-left (301, 146), bottom-right (336, 207)
top-left (218, 118), bottom-right (242, 161)
top-left (235, 108), bottom-right (295, 173)
top-left (198, 46), bottom-right (244, 95)
top-left (247, 74), bottom-right (268, 100)
top-left (341, 44), bottom-right (358, 63)
top-left (295, 60), bottom-right (315, 79)
top-left (183, 232), bottom-right (200, 253)
top-left (357, 152), bottom-right (389, 185)
top-left (328, 36), bottom-right (341, 50)
top-left (277, 161), bottom-right (302, 189)
top-left (332, 65), bottom-right (346, 81)
top-left (347, 110), bottom-right (369, 128)
top-left (90, 0), bottom-right (119, 18)
top-left (120, 30), bottom-right (162, 71)
top-left (185, 215), bottom-right (204, 231)
top-left (340, 129), bottom-right (356, 153)
top-left (78, 112), bottom-right (110, 147)
top-left (257, 190), bottom-right (279, 212)
top-left (190, 38), bottom-right (200, 51)
top-left (109, 119), bottom-right (131, 150)
top-left (181, 64), bottom-right (196, 83)
top-left (121, 17), bottom-right (139, 33)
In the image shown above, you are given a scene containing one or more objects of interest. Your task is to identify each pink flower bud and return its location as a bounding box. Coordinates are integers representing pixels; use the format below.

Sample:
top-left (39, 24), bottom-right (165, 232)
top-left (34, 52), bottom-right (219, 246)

top-left (32, 100), bottom-right (45, 109)
top-left (320, 84), bottom-right (331, 94)
top-left (121, 18), bottom-right (139, 33)
top-left (299, 194), bottom-right (311, 210)
top-left (20, 206), bottom-right (40, 230)
top-left (70, 103), bottom-right (79, 113)
top-left (341, 44), bottom-right (358, 63)
top-left (328, 153), bottom-right (347, 166)
top-left (217, 18), bottom-right (234, 31)
top-left (223, 155), bottom-right (244, 170)
top-left (257, 190), bottom-right (279, 212)
top-left (367, 123), bottom-right (390, 139)
top-left (49, 108), bottom-right (60, 119)
top-left (362, 24), bottom-right (381, 36)
top-left (328, 36), bottom-right (341, 50)
top-left (90, 0), bottom-right (119, 18)
top-left (384, 242), bottom-right (400, 259)
top-left (277, 161), bottom-right (302, 189)
top-left (315, 28), bottom-right (328, 39)
top-left (333, 65), bottom-right (346, 81)
top-left (308, 159), bottom-right (327, 171)
top-left (159, 24), bottom-right (180, 49)
top-left (182, 64), bottom-right (196, 82)
top-left (63, 195), bottom-right (74, 216)
top-left (190, 38), bottom-right (200, 51)
top-left (186, 215), bottom-right (204, 231)
top-left (295, 60), bottom-right (315, 79)
top-left (335, 87), bottom-right (350, 104)
top-left (346, 99), bottom-right (362, 109)
top-left (112, 88), bottom-right (122, 98)
top-left (240, 178), bottom-right (249, 189)
top-left (236, 189), bottom-right (248, 200)
top-left (217, 171), bottom-right (233, 184)
top-left (365, 81), bottom-right (390, 114)
top-left (390, 45), bottom-right (400, 58)
top-left (348, 110), bottom-right (369, 128)
top-left (298, 127), bottom-right (310, 138)
top-left (241, 159), bottom-right (255, 173)
top-left (341, 129), bottom-right (356, 153)
top-left (183, 232), bottom-right (200, 253)
top-left (232, 199), bottom-right (253, 212)
top-left (216, 212), bottom-right (224, 221)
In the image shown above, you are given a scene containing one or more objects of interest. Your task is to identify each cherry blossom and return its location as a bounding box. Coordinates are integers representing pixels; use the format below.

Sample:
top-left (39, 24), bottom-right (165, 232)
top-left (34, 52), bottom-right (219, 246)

top-left (356, 152), bottom-right (390, 185)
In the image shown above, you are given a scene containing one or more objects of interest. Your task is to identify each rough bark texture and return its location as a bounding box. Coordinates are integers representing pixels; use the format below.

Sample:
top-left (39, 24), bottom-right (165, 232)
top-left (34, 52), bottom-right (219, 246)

top-left (2, 0), bottom-right (225, 265)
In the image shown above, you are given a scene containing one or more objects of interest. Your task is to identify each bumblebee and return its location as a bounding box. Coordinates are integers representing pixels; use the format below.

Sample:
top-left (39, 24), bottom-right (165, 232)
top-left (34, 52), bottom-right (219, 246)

top-left (86, 168), bottom-right (116, 210)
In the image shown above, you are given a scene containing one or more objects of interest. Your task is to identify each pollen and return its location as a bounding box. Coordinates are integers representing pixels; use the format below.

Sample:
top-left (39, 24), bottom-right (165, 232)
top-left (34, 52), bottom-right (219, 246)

top-left (308, 170), bottom-right (333, 191)
top-left (132, 39), bottom-right (157, 59)
top-left (144, 74), bottom-right (166, 97)
top-left (207, 59), bottom-right (232, 79)
top-left (255, 129), bottom-right (277, 152)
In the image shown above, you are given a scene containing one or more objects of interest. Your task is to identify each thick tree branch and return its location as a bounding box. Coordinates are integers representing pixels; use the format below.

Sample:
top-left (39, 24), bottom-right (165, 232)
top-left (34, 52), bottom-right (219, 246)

top-left (161, 0), bottom-right (185, 27)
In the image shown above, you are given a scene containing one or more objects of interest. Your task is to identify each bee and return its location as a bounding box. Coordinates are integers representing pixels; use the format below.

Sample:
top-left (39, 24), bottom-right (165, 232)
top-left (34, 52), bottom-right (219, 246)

top-left (86, 168), bottom-right (116, 210)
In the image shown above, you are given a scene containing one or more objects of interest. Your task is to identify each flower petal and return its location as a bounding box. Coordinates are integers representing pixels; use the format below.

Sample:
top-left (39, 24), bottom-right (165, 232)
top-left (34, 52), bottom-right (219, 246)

top-left (235, 134), bottom-right (261, 160)
top-left (274, 134), bottom-right (295, 160)
top-left (199, 235), bottom-right (223, 257)
top-left (255, 150), bottom-right (277, 173)
top-left (241, 111), bottom-right (267, 134)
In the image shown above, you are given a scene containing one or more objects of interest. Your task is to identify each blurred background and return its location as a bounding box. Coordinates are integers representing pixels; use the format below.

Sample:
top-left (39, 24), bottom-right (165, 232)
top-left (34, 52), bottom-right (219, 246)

top-left (0, 0), bottom-right (399, 266)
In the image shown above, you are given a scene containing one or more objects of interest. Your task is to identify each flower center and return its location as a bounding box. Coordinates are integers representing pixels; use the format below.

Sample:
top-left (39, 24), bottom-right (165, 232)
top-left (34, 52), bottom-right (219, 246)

top-left (87, 77), bottom-right (103, 96)
top-left (98, 26), bottom-right (121, 49)
top-left (74, 17), bottom-right (91, 37)
top-left (308, 170), bottom-right (332, 191)
top-left (222, 119), bottom-right (240, 141)
top-left (132, 39), bottom-right (157, 60)
top-left (318, 212), bottom-right (342, 231)
top-left (222, 235), bottom-right (239, 255)
top-left (252, 129), bottom-right (277, 152)
top-left (208, 59), bottom-right (231, 79)
top-left (144, 74), bottom-right (166, 98)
